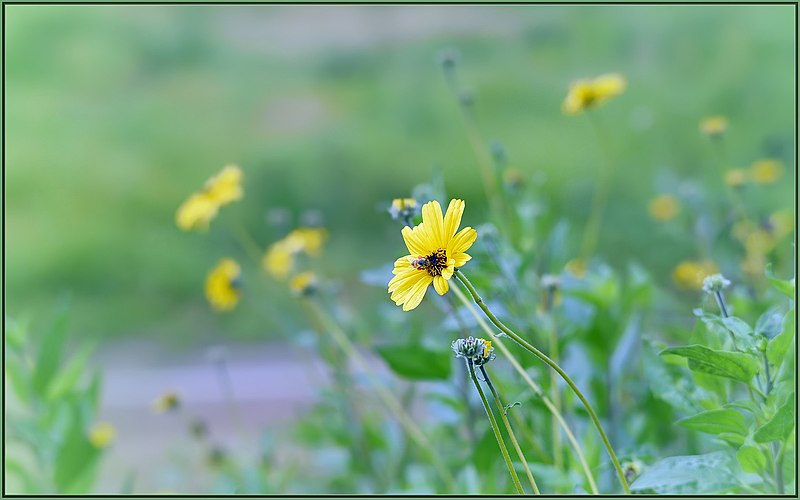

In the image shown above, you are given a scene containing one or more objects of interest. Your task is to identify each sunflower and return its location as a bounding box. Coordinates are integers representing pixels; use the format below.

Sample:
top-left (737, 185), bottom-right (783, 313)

top-left (388, 199), bottom-right (477, 311)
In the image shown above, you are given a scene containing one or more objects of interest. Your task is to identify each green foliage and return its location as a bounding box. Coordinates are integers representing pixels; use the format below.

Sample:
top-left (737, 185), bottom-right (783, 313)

top-left (660, 345), bottom-right (760, 383)
top-left (374, 344), bottom-right (452, 380)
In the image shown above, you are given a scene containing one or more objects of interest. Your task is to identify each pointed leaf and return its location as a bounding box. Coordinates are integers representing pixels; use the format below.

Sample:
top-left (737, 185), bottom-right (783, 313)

top-left (765, 263), bottom-right (794, 298)
top-left (46, 342), bottom-right (96, 401)
top-left (767, 311), bottom-right (795, 367)
top-left (374, 344), bottom-right (452, 380)
top-left (677, 408), bottom-right (748, 436)
top-left (630, 452), bottom-right (737, 494)
top-left (661, 345), bottom-right (759, 383)
top-left (753, 396), bottom-right (795, 443)
top-left (32, 310), bottom-right (70, 397)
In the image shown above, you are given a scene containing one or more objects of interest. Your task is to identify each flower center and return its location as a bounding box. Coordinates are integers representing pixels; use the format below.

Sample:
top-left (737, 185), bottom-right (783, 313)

top-left (412, 248), bottom-right (448, 277)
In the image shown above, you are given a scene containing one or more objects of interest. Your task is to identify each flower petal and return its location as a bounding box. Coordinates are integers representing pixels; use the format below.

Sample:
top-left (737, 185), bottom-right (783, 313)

top-left (402, 275), bottom-right (433, 311)
top-left (421, 200), bottom-right (445, 249)
top-left (449, 226), bottom-right (477, 255)
top-left (443, 199), bottom-right (465, 241)
top-left (433, 275), bottom-right (449, 295)
top-left (401, 226), bottom-right (428, 256)
top-left (452, 252), bottom-right (472, 268)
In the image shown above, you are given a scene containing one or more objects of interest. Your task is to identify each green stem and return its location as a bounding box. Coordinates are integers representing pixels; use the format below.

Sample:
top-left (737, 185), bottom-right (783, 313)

top-left (451, 284), bottom-right (599, 493)
top-left (467, 360), bottom-right (524, 494)
top-left (480, 366), bottom-right (541, 494)
top-left (454, 270), bottom-right (630, 494)
top-left (580, 112), bottom-right (616, 260)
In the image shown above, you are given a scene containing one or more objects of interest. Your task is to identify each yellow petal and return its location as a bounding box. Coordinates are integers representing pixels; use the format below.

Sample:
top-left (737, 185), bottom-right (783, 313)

top-left (441, 265), bottom-right (454, 280)
top-left (449, 226), bottom-right (477, 255)
top-left (433, 275), bottom-right (449, 295)
top-left (452, 252), bottom-right (472, 268)
top-left (402, 275), bottom-right (433, 311)
top-left (401, 226), bottom-right (428, 256)
top-left (421, 200), bottom-right (445, 249)
top-left (443, 199), bottom-right (465, 241)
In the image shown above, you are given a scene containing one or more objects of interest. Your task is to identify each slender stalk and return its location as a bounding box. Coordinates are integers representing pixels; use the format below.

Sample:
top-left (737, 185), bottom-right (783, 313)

top-left (579, 112), bottom-right (616, 260)
top-left (543, 290), bottom-right (564, 470)
top-left (451, 284), bottom-right (599, 493)
top-left (230, 222), bottom-right (264, 267)
top-left (467, 360), bottom-right (525, 494)
top-left (302, 299), bottom-right (455, 489)
top-left (480, 366), bottom-right (541, 494)
top-left (454, 270), bottom-right (630, 494)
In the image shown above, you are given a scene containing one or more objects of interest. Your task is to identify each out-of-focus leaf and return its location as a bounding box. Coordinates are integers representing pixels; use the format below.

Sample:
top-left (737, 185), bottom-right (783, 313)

top-left (630, 452), bottom-right (738, 493)
top-left (46, 342), bottom-right (96, 401)
top-left (5, 356), bottom-right (32, 404)
top-left (54, 411), bottom-right (100, 493)
top-left (6, 456), bottom-right (38, 494)
top-left (765, 263), bottom-right (794, 298)
top-left (767, 311), bottom-right (795, 368)
top-left (86, 370), bottom-right (103, 414)
top-left (753, 396), bottom-right (795, 443)
top-left (737, 441), bottom-right (767, 473)
top-left (755, 307), bottom-right (786, 339)
top-left (6, 317), bottom-right (27, 353)
top-left (695, 310), bottom-right (758, 350)
top-left (32, 309), bottom-right (71, 398)
top-left (374, 344), bottom-right (451, 380)
top-left (677, 408), bottom-right (748, 436)
top-left (660, 345), bottom-right (759, 383)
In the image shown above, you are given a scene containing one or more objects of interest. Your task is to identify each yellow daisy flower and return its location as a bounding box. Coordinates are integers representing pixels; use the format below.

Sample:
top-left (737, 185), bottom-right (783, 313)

top-left (205, 259), bottom-right (241, 312)
top-left (724, 168), bottom-right (748, 188)
top-left (289, 271), bottom-right (318, 296)
top-left (175, 165), bottom-right (244, 232)
top-left (89, 422), bottom-right (116, 449)
top-left (672, 260), bottom-right (719, 290)
top-left (262, 227), bottom-right (327, 279)
top-left (648, 194), bottom-right (679, 222)
top-left (562, 73), bottom-right (626, 115)
top-left (750, 159), bottom-right (783, 184)
top-left (389, 199), bottom-right (477, 311)
top-left (699, 116), bottom-right (728, 137)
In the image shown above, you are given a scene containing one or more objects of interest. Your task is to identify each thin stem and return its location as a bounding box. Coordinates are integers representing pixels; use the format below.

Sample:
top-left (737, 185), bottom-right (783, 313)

top-left (451, 284), bottom-right (599, 494)
top-left (480, 366), bottom-right (541, 494)
top-left (543, 293), bottom-right (564, 470)
top-left (302, 299), bottom-right (455, 490)
top-left (580, 112), bottom-right (616, 260)
top-left (230, 222), bottom-right (264, 267)
top-left (454, 270), bottom-right (630, 494)
top-left (467, 360), bottom-right (525, 494)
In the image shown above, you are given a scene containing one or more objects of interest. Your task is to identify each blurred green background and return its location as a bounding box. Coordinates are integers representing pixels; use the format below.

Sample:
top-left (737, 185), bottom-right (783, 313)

top-left (6, 5), bottom-right (795, 344)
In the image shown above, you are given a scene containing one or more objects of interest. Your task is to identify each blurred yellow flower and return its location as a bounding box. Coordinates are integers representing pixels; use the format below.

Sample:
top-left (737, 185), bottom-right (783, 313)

top-left (648, 194), bottom-right (679, 221)
top-left (699, 116), bottom-right (728, 137)
top-left (565, 258), bottom-right (587, 278)
top-left (152, 391), bottom-right (181, 414)
top-left (741, 253), bottom-right (767, 278)
top-left (673, 260), bottom-right (719, 290)
top-left (389, 199), bottom-right (476, 311)
top-left (89, 422), bottom-right (116, 449)
top-left (562, 73), bottom-right (626, 115)
top-left (724, 169), bottom-right (748, 188)
top-left (750, 159), bottom-right (783, 184)
top-left (205, 259), bottom-right (241, 312)
top-left (290, 271), bottom-right (318, 296)
top-left (262, 227), bottom-right (327, 279)
top-left (769, 210), bottom-right (794, 239)
top-left (175, 165), bottom-right (244, 232)
top-left (391, 198), bottom-right (417, 212)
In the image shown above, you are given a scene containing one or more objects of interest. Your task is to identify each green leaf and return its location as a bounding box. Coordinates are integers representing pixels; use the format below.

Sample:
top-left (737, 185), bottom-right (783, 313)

top-left (374, 344), bottom-right (452, 380)
top-left (755, 307), bottom-right (786, 339)
top-left (54, 410), bottom-right (100, 493)
top-left (677, 408), bottom-right (748, 436)
top-left (767, 311), bottom-right (795, 367)
top-left (765, 263), bottom-right (794, 298)
top-left (31, 309), bottom-right (71, 398)
top-left (5, 356), bottom-right (32, 404)
top-left (46, 342), bottom-right (96, 401)
top-left (630, 452), bottom-right (738, 494)
top-left (753, 396), bottom-right (795, 443)
top-left (660, 345), bottom-right (760, 383)
top-left (736, 442), bottom-right (767, 473)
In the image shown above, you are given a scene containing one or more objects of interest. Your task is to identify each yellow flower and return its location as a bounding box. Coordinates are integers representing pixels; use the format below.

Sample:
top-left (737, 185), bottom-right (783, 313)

top-left (89, 422), bottom-right (116, 449)
top-left (175, 165), bottom-right (244, 232)
top-left (176, 192), bottom-right (219, 231)
top-left (769, 210), bottom-right (794, 239)
top-left (391, 198), bottom-right (417, 212)
top-left (205, 259), bottom-right (241, 312)
top-left (673, 260), bottom-right (719, 290)
top-left (750, 159), bottom-right (783, 184)
top-left (289, 271), bottom-right (318, 296)
top-left (699, 116), bottom-right (728, 137)
top-left (262, 227), bottom-right (327, 279)
top-left (152, 391), bottom-right (181, 414)
top-left (648, 194), bottom-right (679, 222)
top-left (565, 258), bottom-right (587, 278)
top-left (724, 169), bottom-right (748, 188)
top-left (562, 73), bottom-right (626, 115)
top-left (741, 253), bottom-right (767, 278)
top-left (389, 199), bottom-right (477, 311)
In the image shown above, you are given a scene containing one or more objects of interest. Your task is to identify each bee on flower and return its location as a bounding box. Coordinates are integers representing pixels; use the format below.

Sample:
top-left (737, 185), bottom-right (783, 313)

top-left (562, 73), bottom-right (626, 115)
top-left (263, 227), bottom-right (328, 279)
top-left (388, 199), bottom-right (477, 311)
top-left (205, 259), bottom-right (242, 312)
top-left (176, 165), bottom-right (244, 231)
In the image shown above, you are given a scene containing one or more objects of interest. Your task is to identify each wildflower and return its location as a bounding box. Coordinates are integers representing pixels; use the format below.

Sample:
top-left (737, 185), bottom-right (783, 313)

top-left (648, 194), bottom-right (679, 222)
top-left (565, 258), bottom-right (587, 278)
top-left (205, 259), bottom-right (241, 312)
top-left (175, 165), bottom-right (243, 231)
top-left (152, 391), bottom-right (181, 414)
top-left (673, 260), bottom-right (719, 290)
top-left (724, 169), bottom-right (748, 188)
top-left (262, 227), bottom-right (327, 279)
top-left (562, 73), bottom-right (626, 115)
top-left (289, 271), bottom-right (318, 297)
top-left (750, 159), bottom-right (783, 184)
top-left (768, 210), bottom-right (794, 239)
top-left (388, 199), bottom-right (476, 311)
top-left (702, 273), bottom-right (731, 294)
top-left (741, 253), bottom-right (767, 278)
top-left (451, 336), bottom-right (496, 366)
top-left (699, 116), bottom-right (728, 137)
top-left (89, 422), bottom-right (116, 449)
top-left (389, 198), bottom-right (419, 223)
